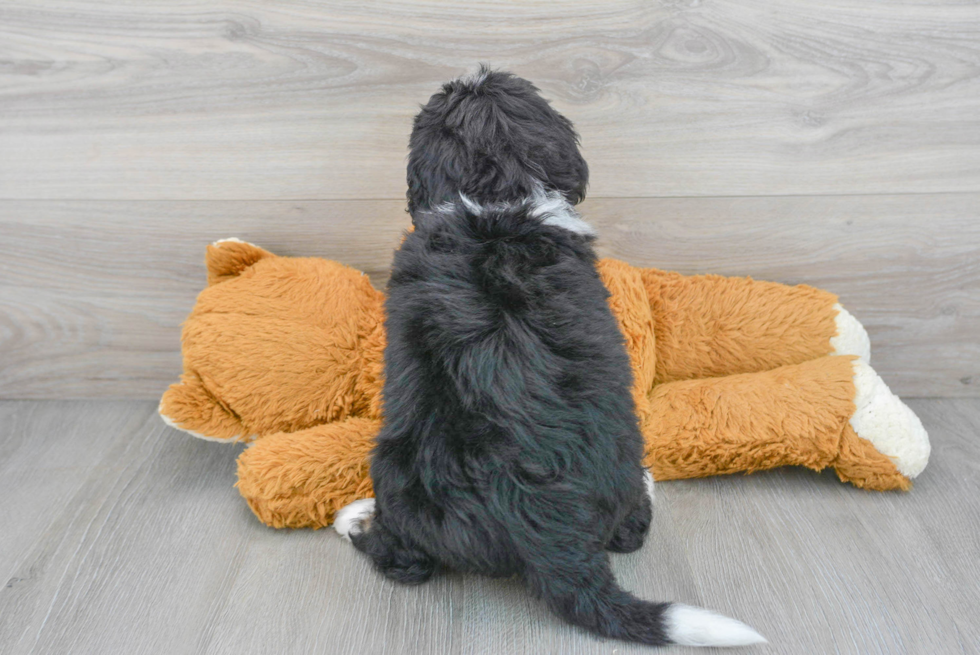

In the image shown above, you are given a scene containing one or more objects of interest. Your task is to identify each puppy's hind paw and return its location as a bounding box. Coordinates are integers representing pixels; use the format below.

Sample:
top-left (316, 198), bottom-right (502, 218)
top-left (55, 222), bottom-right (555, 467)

top-left (333, 498), bottom-right (376, 541)
top-left (643, 468), bottom-right (656, 504)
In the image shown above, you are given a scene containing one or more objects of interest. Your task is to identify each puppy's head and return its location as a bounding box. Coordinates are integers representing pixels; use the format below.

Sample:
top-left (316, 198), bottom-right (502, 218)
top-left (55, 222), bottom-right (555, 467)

top-left (407, 67), bottom-right (589, 213)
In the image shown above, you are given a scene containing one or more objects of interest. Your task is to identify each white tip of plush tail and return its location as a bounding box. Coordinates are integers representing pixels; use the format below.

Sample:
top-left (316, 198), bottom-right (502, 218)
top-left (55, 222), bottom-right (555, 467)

top-left (666, 604), bottom-right (767, 647)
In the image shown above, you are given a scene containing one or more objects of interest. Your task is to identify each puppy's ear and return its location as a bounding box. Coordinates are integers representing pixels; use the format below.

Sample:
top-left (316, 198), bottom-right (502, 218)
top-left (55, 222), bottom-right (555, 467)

top-left (407, 102), bottom-right (463, 214)
top-left (539, 113), bottom-right (589, 205)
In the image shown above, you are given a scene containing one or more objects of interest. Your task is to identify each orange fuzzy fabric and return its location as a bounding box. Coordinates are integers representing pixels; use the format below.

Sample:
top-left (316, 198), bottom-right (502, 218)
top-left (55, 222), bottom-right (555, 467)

top-left (160, 241), bottom-right (909, 529)
top-left (643, 356), bottom-right (907, 490)
top-left (237, 418), bottom-right (379, 529)
top-left (163, 241), bottom-right (385, 440)
top-left (640, 269), bottom-right (840, 384)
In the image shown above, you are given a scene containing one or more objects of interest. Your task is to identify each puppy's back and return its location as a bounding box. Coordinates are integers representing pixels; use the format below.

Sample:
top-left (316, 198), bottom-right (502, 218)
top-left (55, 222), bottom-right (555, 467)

top-left (375, 200), bottom-right (632, 558)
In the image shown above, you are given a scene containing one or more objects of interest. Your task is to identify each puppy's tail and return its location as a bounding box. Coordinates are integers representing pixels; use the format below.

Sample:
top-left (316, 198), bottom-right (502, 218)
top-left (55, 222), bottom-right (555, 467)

top-left (524, 553), bottom-right (766, 647)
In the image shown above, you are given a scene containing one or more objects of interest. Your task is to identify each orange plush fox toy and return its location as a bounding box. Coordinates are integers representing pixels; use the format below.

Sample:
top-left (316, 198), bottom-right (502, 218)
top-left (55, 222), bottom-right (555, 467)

top-left (160, 238), bottom-right (930, 529)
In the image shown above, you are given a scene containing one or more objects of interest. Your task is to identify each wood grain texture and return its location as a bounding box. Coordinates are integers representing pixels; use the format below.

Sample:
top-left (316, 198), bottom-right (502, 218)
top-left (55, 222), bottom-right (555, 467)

top-left (664, 399), bottom-right (980, 654)
top-left (591, 194), bottom-right (980, 400)
top-left (1, 1), bottom-right (979, 199)
top-left (2, 194), bottom-right (977, 399)
top-left (1, 398), bottom-right (977, 654)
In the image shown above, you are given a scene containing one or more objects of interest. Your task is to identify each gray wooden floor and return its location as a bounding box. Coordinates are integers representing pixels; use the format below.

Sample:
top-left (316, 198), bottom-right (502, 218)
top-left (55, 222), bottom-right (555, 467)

top-left (1, 398), bottom-right (978, 655)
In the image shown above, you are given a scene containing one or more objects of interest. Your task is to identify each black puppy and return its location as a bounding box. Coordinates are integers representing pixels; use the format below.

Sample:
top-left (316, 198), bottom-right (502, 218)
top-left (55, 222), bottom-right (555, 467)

top-left (335, 69), bottom-right (764, 648)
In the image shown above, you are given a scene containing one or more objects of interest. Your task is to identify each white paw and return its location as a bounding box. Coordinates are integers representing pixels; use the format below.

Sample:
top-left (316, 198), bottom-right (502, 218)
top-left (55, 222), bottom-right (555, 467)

top-left (850, 361), bottom-right (930, 478)
top-left (643, 469), bottom-right (656, 504)
top-left (831, 303), bottom-right (871, 364)
top-left (333, 498), bottom-right (376, 541)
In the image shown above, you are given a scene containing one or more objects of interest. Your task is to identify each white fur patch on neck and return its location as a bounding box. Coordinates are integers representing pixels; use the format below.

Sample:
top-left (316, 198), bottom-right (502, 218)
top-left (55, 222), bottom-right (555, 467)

top-left (529, 189), bottom-right (595, 236)
top-left (458, 193), bottom-right (482, 214)
top-left (451, 190), bottom-right (594, 237)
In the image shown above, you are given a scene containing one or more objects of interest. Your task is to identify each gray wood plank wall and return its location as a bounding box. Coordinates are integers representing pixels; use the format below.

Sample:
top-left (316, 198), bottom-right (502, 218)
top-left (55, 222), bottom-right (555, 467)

top-left (3, 1), bottom-right (980, 199)
top-left (1, 0), bottom-right (979, 399)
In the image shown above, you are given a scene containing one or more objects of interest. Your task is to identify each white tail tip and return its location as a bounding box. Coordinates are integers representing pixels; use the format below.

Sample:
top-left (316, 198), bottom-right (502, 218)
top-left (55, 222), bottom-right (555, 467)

top-left (666, 604), bottom-right (767, 647)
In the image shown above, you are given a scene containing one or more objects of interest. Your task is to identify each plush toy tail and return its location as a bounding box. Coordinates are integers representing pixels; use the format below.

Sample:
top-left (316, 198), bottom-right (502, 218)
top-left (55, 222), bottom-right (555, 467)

top-left (521, 554), bottom-right (765, 648)
top-left (205, 237), bottom-right (274, 285)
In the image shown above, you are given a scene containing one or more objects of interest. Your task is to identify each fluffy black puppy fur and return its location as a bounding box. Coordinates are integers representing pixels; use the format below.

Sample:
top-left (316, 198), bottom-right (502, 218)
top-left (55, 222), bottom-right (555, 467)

top-left (337, 70), bottom-right (764, 649)
top-left (406, 66), bottom-right (589, 213)
top-left (357, 200), bottom-right (664, 639)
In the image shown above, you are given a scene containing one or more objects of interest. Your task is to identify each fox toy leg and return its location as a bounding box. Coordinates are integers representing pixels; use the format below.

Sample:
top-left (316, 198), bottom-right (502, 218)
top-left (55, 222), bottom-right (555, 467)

top-left (236, 418), bottom-right (380, 529)
top-left (642, 356), bottom-right (929, 491)
top-left (637, 267), bottom-right (870, 384)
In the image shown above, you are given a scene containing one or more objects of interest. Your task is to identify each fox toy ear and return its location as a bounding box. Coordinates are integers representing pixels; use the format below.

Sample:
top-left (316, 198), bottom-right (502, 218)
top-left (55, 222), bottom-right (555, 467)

top-left (205, 238), bottom-right (274, 286)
